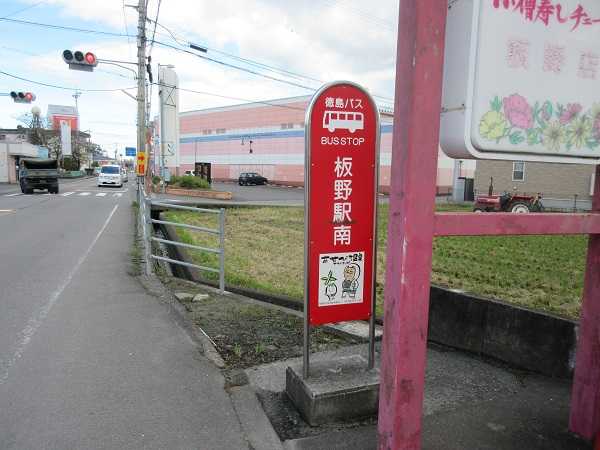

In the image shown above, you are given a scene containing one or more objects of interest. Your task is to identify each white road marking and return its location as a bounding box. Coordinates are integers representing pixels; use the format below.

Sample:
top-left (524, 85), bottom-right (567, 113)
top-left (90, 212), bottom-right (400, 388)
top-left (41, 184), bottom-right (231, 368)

top-left (0, 204), bottom-right (119, 385)
top-left (3, 193), bottom-right (22, 197)
top-left (96, 193), bottom-right (107, 197)
top-left (0, 209), bottom-right (14, 213)
top-left (113, 193), bottom-right (123, 197)
top-left (61, 192), bottom-right (75, 196)
top-left (78, 192), bottom-right (91, 196)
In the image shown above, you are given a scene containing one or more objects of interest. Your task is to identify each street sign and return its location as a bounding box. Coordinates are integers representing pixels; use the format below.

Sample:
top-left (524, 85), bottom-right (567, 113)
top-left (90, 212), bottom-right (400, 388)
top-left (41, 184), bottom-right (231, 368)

top-left (440, 0), bottom-right (600, 164)
top-left (125, 147), bottom-right (136, 157)
top-left (305, 81), bottom-right (380, 321)
top-left (136, 151), bottom-right (146, 176)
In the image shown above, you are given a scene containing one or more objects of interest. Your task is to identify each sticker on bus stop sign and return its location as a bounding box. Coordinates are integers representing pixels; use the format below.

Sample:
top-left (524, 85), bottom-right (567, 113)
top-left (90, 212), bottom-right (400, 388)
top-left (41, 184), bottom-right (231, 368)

top-left (305, 81), bottom-right (380, 326)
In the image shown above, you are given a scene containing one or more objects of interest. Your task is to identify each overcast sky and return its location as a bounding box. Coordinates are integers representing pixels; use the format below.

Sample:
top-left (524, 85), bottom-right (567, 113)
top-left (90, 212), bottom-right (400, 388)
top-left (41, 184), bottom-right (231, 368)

top-left (0, 0), bottom-right (399, 155)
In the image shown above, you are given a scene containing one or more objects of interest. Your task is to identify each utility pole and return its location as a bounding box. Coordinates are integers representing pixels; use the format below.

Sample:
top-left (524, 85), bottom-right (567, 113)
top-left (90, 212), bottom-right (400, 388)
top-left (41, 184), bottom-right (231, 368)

top-left (72, 91), bottom-right (81, 114)
top-left (136, 0), bottom-right (147, 180)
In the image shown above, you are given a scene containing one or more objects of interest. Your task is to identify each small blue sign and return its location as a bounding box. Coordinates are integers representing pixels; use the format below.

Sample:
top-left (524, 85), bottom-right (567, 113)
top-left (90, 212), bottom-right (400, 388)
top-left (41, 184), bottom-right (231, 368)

top-left (125, 147), bottom-right (136, 156)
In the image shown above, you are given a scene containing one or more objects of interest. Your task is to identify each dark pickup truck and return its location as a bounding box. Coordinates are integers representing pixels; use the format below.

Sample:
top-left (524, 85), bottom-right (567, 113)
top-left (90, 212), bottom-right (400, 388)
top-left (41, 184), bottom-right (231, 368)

top-left (19, 158), bottom-right (59, 194)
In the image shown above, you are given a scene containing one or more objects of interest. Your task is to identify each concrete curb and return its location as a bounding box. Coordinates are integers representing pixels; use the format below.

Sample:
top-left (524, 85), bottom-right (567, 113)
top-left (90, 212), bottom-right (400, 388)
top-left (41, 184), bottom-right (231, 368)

top-left (229, 385), bottom-right (284, 450)
top-left (136, 273), bottom-right (226, 369)
top-left (153, 185), bottom-right (233, 200)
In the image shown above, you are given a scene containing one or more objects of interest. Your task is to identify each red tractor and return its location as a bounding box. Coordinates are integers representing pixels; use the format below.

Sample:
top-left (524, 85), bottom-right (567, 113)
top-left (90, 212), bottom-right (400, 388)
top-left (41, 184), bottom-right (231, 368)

top-left (473, 178), bottom-right (544, 213)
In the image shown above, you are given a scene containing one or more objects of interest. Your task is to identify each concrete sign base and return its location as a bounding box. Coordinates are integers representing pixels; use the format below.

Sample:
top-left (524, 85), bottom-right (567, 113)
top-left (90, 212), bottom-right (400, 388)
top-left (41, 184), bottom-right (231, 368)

top-left (285, 355), bottom-right (379, 426)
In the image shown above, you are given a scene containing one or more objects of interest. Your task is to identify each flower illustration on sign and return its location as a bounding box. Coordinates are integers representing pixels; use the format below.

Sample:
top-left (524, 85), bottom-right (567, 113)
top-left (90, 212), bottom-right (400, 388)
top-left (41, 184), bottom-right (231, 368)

top-left (503, 94), bottom-right (533, 129)
top-left (559, 103), bottom-right (582, 125)
top-left (479, 111), bottom-right (507, 141)
top-left (479, 95), bottom-right (600, 152)
top-left (542, 121), bottom-right (565, 152)
top-left (567, 116), bottom-right (592, 149)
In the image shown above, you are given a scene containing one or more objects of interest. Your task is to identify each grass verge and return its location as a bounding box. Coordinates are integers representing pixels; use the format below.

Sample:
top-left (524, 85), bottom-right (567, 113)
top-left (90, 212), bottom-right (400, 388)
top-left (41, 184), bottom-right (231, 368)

top-left (160, 277), bottom-right (356, 369)
top-left (164, 204), bottom-right (587, 320)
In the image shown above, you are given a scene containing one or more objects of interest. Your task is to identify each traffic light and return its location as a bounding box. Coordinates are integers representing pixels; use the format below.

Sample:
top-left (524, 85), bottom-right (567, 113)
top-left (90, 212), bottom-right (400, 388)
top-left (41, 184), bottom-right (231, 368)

top-left (63, 49), bottom-right (98, 72)
top-left (10, 91), bottom-right (36, 103)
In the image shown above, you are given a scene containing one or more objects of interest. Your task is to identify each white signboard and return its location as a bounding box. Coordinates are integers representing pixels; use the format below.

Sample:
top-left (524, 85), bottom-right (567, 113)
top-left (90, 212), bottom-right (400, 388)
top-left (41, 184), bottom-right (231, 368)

top-left (318, 251), bottom-right (365, 307)
top-left (158, 66), bottom-right (180, 172)
top-left (440, 0), bottom-right (600, 164)
top-left (60, 121), bottom-right (72, 156)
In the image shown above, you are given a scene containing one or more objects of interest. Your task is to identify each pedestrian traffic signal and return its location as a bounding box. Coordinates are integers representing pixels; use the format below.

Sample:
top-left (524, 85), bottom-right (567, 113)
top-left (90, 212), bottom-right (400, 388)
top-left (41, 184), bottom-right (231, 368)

top-left (10, 91), bottom-right (36, 103)
top-left (63, 49), bottom-right (98, 72)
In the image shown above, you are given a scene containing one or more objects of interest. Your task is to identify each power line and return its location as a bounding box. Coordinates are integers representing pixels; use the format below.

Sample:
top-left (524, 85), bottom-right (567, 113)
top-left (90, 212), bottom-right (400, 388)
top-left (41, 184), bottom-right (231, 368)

top-left (1, 1), bottom-right (46, 19)
top-left (152, 81), bottom-right (306, 111)
top-left (0, 69), bottom-right (136, 92)
top-left (151, 19), bottom-right (394, 104)
top-left (147, 0), bottom-right (163, 122)
top-left (148, 0), bottom-right (162, 55)
top-left (150, 19), bottom-right (322, 85)
top-left (0, 46), bottom-right (133, 80)
top-left (0, 17), bottom-right (127, 37)
top-left (320, 0), bottom-right (396, 31)
top-left (122, 0), bottom-right (134, 59)
top-left (0, 15), bottom-right (394, 105)
top-left (153, 40), bottom-right (317, 92)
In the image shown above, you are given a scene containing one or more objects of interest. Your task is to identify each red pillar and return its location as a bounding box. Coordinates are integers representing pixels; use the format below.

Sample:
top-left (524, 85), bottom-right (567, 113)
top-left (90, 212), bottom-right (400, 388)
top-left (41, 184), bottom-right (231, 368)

top-left (570, 165), bottom-right (600, 440)
top-left (377, 1), bottom-right (448, 449)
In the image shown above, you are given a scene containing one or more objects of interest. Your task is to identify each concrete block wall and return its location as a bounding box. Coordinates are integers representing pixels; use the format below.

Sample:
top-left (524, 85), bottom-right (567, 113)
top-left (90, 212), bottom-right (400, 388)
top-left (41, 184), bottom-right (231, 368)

top-left (475, 160), bottom-right (595, 202)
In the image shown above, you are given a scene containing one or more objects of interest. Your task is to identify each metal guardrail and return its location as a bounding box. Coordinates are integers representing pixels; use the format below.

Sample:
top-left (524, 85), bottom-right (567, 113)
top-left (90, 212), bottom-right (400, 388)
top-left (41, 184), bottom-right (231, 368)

top-left (137, 180), bottom-right (225, 293)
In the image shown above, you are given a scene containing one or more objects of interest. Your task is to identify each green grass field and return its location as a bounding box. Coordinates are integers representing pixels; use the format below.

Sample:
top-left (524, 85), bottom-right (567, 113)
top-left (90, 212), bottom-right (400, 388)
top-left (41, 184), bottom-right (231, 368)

top-left (164, 205), bottom-right (587, 320)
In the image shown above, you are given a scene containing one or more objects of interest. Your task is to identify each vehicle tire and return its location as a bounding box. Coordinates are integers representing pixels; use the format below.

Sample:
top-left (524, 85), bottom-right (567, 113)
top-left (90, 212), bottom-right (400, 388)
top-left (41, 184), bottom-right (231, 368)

top-left (239, 181), bottom-right (244, 186)
top-left (25, 187), bottom-right (33, 195)
top-left (510, 202), bottom-right (530, 213)
top-left (53, 186), bottom-right (59, 194)
top-left (473, 208), bottom-right (484, 213)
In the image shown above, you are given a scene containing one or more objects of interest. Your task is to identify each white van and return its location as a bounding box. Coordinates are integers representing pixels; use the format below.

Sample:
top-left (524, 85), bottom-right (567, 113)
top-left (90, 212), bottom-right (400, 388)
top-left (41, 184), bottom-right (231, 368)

top-left (98, 165), bottom-right (123, 188)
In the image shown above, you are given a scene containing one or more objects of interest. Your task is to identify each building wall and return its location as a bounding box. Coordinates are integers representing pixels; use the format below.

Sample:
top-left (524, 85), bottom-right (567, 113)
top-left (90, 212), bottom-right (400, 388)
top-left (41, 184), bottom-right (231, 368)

top-left (174, 97), bottom-right (468, 191)
top-left (0, 144), bottom-right (9, 183)
top-left (475, 159), bottom-right (595, 208)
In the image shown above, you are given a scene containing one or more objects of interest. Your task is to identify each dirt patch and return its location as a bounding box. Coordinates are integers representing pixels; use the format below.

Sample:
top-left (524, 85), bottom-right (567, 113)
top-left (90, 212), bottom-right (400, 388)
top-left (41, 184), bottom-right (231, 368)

top-left (160, 276), bottom-right (358, 369)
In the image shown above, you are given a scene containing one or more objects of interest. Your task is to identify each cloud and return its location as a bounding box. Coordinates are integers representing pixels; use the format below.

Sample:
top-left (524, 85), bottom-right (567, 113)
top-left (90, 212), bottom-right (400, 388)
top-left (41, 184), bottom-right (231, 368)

top-left (7, 0), bottom-right (400, 150)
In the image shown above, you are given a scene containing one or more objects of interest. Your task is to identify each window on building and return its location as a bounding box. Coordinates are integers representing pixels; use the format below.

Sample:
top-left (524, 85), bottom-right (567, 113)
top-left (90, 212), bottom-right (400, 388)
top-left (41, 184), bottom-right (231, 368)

top-left (512, 161), bottom-right (525, 181)
top-left (216, 128), bottom-right (226, 134)
top-left (0, 135), bottom-right (5, 141)
top-left (280, 123), bottom-right (294, 130)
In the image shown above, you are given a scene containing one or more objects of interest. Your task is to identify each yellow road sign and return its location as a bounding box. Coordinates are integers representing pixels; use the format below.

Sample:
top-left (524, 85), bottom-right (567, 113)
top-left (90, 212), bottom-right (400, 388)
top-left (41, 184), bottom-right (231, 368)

top-left (136, 151), bottom-right (147, 176)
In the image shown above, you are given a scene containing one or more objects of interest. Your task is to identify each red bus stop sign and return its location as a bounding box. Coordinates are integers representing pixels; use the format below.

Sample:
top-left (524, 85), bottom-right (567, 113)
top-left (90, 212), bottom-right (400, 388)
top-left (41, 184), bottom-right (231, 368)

top-left (304, 81), bottom-right (380, 329)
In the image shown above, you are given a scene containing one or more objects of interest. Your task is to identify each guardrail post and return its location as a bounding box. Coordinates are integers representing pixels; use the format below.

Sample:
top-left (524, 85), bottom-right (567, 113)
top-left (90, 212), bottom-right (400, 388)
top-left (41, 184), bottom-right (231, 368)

top-left (219, 208), bottom-right (225, 293)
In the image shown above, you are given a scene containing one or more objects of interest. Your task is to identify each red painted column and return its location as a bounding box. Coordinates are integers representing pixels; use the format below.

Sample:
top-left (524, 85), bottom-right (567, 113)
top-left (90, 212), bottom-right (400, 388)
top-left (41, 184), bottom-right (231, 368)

top-left (377, 1), bottom-right (447, 449)
top-left (570, 165), bottom-right (600, 440)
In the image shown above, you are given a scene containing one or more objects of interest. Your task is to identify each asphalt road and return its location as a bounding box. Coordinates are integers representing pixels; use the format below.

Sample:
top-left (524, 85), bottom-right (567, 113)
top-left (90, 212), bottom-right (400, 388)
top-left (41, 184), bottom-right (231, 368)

top-left (214, 181), bottom-right (304, 203)
top-left (0, 177), bottom-right (246, 449)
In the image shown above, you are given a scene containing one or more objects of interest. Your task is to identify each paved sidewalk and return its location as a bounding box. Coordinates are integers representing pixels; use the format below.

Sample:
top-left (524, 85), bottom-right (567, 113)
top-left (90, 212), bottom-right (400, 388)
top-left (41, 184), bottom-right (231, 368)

top-left (248, 344), bottom-right (592, 450)
top-left (0, 192), bottom-right (248, 449)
